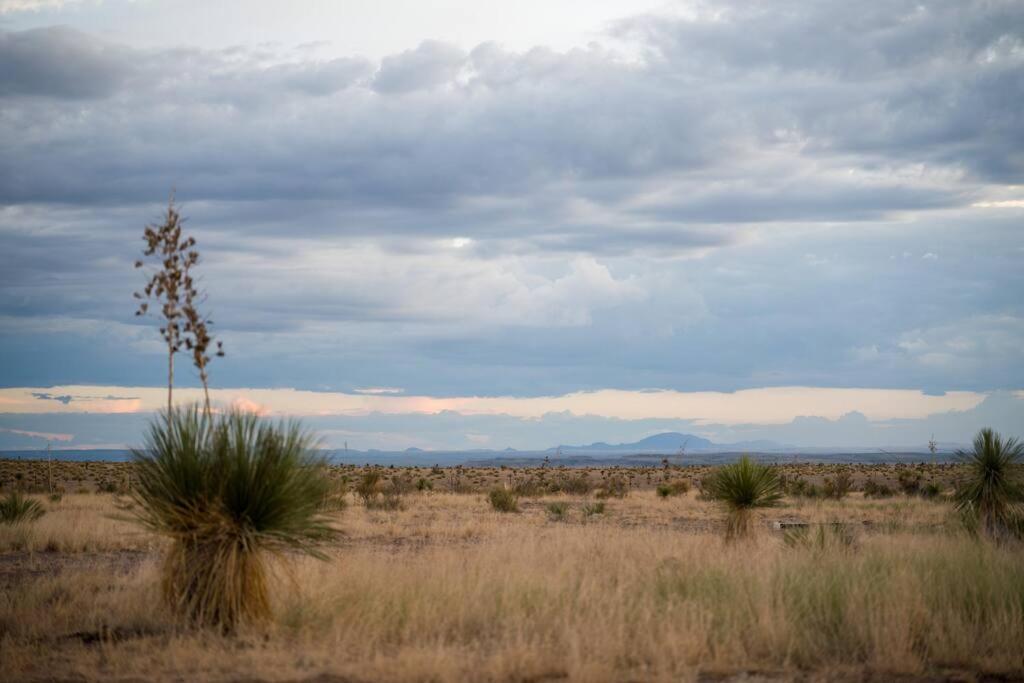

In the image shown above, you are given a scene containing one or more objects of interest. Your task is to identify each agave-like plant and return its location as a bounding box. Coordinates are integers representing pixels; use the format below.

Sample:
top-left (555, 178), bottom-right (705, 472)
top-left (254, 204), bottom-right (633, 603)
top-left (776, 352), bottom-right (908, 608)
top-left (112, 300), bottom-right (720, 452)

top-left (954, 428), bottom-right (1023, 540)
top-left (131, 405), bottom-right (337, 629)
top-left (0, 491), bottom-right (45, 525)
top-left (705, 455), bottom-right (782, 540)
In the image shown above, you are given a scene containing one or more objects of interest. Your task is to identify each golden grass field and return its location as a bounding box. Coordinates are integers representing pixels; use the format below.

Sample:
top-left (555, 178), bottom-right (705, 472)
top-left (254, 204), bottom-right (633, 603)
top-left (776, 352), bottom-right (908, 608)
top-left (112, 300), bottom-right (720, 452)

top-left (1, 461), bottom-right (1022, 682)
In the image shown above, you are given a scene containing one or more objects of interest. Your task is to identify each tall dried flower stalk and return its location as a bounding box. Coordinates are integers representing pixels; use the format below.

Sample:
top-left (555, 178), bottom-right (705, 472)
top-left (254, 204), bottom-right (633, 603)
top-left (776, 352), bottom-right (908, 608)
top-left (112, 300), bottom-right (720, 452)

top-left (135, 197), bottom-right (224, 414)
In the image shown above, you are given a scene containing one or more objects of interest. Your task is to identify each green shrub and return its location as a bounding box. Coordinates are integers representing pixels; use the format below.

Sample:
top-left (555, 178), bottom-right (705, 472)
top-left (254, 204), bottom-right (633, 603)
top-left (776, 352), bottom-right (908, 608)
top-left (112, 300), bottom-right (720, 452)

top-left (954, 428), bottom-right (1024, 540)
top-left (546, 501), bottom-right (569, 521)
top-left (657, 479), bottom-right (690, 498)
top-left (553, 474), bottom-right (592, 495)
top-left (0, 491), bottom-right (45, 525)
top-left (131, 406), bottom-right (337, 630)
top-left (863, 479), bottom-right (894, 498)
top-left (823, 471), bottom-right (852, 499)
top-left (705, 456), bottom-right (782, 541)
top-left (596, 475), bottom-right (628, 499)
top-left (897, 469), bottom-right (923, 496)
top-left (356, 471), bottom-right (383, 505)
top-left (582, 501), bottom-right (606, 517)
top-left (488, 487), bottom-right (519, 512)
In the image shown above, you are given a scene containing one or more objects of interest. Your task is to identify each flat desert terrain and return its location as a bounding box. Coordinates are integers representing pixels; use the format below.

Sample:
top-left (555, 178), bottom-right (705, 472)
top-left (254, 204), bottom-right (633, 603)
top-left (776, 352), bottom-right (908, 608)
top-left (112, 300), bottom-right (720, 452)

top-left (1, 460), bottom-right (1022, 683)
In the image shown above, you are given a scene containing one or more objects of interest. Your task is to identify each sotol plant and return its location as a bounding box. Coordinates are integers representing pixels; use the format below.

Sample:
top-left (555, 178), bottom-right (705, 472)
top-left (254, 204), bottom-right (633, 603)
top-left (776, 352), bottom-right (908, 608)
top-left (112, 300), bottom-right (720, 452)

top-left (954, 428), bottom-right (1024, 540)
top-left (706, 455), bottom-right (782, 541)
top-left (131, 406), bottom-right (337, 629)
top-left (0, 491), bottom-right (45, 525)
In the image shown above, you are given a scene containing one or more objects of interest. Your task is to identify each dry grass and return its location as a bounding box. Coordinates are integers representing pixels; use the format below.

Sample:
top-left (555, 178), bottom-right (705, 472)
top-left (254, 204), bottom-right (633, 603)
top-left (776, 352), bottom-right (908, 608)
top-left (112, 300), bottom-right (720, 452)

top-left (1, 483), bottom-right (1022, 682)
top-left (0, 495), bottom-right (155, 553)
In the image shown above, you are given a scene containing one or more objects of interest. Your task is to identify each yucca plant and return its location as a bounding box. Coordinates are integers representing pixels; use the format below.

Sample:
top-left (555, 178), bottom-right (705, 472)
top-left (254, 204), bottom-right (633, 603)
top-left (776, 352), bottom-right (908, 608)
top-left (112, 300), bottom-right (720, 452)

top-left (0, 491), bottom-right (45, 525)
top-left (131, 406), bottom-right (338, 630)
top-left (954, 428), bottom-right (1024, 540)
top-left (705, 455), bottom-right (782, 541)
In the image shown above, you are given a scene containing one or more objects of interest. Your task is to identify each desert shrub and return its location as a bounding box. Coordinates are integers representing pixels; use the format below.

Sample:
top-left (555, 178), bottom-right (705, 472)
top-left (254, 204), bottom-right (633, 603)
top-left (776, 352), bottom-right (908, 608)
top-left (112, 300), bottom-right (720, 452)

top-left (390, 474), bottom-right (416, 495)
top-left (131, 406), bottom-right (337, 630)
top-left (863, 479), bottom-right (894, 498)
top-left (511, 477), bottom-right (544, 497)
top-left (416, 477), bottom-right (432, 491)
top-left (356, 471), bottom-right (383, 504)
top-left (954, 428), bottom-right (1024, 540)
top-left (823, 471), bottom-right (852, 499)
top-left (897, 469), bottom-right (923, 496)
top-left (0, 491), bottom-right (45, 525)
top-left (705, 456), bottom-right (782, 541)
top-left (787, 477), bottom-right (822, 499)
top-left (488, 487), bottom-right (519, 513)
top-left (921, 482), bottom-right (941, 499)
top-left (553, 474), bottom-right (592, 495)
top-left (657, 479), bottom-right (690, 498)
top-left (582, 501), bottom-right (606, 517)
top-left (546, 501), bottom-right (569, 521)
top-left (596, 475), bottom-right (629, 499)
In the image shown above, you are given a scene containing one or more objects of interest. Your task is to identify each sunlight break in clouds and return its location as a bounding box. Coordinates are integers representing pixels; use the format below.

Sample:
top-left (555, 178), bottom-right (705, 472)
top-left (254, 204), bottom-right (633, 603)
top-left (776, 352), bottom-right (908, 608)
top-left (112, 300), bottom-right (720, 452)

top-left (0, 386), bottom-right (987, 425)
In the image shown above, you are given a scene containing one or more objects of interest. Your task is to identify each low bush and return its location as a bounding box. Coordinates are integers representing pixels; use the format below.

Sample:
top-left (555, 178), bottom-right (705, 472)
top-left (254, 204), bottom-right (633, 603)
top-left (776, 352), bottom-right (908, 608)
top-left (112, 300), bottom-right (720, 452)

top-left (823, 471), bottom-right (852, 499)
top-left (657, 479), bottom-right (690, 498)
top-left (582, 501), bottom-right (606, 517)
top-left (488, 488), bottom-right (519, 513)
top-left (897, 470), bottom-right (923, 496)
top-left (596, 476), bottom-right (628, 499)
top-left (863, 479), bottom-right (895, 498)
top-left (546, 501), bottom-right (569, 521)
top-left (553, 474), bottom-right (592, 496)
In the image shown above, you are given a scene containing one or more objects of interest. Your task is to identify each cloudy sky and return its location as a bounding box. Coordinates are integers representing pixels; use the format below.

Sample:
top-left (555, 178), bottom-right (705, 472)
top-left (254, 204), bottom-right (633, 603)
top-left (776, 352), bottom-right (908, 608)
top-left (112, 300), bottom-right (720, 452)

top-left (1, 0), bottom-right (1022, 451)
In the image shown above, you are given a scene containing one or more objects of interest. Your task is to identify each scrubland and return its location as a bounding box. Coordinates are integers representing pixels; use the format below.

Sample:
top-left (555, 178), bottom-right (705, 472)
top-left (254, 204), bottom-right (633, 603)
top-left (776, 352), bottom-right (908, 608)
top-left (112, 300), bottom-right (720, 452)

top-left (1, 462), bottom-right (1022, 683)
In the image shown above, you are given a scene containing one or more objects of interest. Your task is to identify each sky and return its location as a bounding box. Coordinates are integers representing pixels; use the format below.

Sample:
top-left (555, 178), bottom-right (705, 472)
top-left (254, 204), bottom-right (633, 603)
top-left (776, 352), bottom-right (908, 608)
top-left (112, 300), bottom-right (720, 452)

top-left (1, 0), bottom-right (1023, 451)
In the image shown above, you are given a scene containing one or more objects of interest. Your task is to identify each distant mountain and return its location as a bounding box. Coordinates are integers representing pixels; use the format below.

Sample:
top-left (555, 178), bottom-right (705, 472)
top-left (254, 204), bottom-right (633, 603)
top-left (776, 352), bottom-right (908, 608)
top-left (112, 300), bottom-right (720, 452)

top-left (547, 432), bottom-right (796, 454)
top-left (551, 432), bottom-right (716, 453)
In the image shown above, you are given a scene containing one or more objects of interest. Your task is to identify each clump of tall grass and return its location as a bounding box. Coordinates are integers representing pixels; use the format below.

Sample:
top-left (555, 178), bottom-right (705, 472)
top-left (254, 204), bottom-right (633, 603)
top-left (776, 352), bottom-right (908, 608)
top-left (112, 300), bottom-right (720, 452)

top-left (705, 455), bottom-right (782, 540)
top-left (783, 522), bottom-right (858, 554)
top-left (822, 471), bottom-right (852, 499)
top-left (954, 428), bottom-right (1023, 540)
top-left (488, 487), bottom-right (519, 512)
top-left (656, 479), bottom-right (690, 498)
top-left (0, 491), bottom-right (45, 525)
top-left (595, 475), bottom-right (628, 499)
top-left (863, 479), bottom-right (894, 498)
top-left (545, 501), bottom-right (569, 521)
top-left (356, 471), bottom-right (404, 510)
top-left (131, 406), bottom-right (337, 630)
